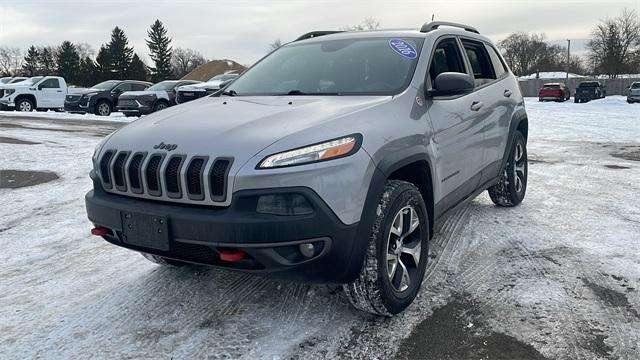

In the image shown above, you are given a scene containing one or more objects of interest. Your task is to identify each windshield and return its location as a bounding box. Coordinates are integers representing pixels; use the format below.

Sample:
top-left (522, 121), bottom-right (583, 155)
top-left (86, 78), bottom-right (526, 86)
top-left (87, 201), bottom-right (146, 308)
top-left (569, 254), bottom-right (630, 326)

top-left (208, 74), bottom-right (237, 82)
top-left (632, 83), bottom-right (640, 89)
top-left (0, 78), bottom-right (11, 84)
top-left (543, 85), bottom-right (560, 89)
top-left (579, 82), bottom-right (599, 87)
top-left (147, 81), bottom-right (178, 91)
top-left (91, 80), bottom-right (120, 91)
top-left (226, 37), bottom-right (424, 96)
top-left (23, 77), bottom-right (43, 85)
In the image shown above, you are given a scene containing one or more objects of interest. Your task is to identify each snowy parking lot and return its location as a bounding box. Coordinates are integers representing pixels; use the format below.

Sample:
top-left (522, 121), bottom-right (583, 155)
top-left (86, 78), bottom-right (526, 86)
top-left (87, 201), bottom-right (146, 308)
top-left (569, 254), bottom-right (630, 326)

top-left (1, 97), bottom-right (639, 359)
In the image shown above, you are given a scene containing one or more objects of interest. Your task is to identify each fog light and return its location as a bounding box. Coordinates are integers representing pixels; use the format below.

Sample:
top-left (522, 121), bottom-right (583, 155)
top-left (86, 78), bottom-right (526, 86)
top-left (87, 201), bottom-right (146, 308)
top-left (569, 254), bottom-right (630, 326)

top-left (299, 243), bottom-right (315, 258)
top-left (256, 194), bottom-right (313, 216)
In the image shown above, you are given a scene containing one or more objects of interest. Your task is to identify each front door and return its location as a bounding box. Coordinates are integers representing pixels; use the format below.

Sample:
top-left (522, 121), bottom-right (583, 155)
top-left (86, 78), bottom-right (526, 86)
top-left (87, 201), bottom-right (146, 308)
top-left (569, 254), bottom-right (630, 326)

top-left (37, 78), bottom-right (65, 108)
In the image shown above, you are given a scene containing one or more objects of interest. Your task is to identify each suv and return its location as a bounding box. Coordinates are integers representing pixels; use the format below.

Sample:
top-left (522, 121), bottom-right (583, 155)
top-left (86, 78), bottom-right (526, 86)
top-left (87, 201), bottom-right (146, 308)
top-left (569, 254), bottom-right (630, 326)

top-left (538, 83), bottom-right (570, 102)
top-left (65, 80), bottom-right (152, 116)
top-left (575, 81), bottom-right (606, 103)
top-left (0, 76), bottom-right (67, 112)
top-left (176, 73), bottom-right (239, 104)
top-left (115, 80), bottom-right (200, 116)
top-left (627, 82), bottom-right (640, 104)
top-left (86, 22), bottom-right (528, 316)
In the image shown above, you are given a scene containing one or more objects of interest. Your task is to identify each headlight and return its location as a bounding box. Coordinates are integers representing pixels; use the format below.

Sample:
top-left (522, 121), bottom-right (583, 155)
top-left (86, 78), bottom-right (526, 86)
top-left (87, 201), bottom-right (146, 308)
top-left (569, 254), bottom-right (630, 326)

top-left (83, 92), bottom-right (98, 98)
top-left (258, 135), bottom-right (360, 169)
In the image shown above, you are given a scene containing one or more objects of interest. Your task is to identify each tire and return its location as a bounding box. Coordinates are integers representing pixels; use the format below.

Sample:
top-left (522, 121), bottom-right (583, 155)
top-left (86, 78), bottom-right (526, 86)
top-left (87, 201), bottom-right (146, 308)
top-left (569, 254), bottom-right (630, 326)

top-left (153, 101), bottom-right (168, 112)
top-left (16, 98), bottom-right (34, 112)
top-left (343, 180), bottom-right (430, 316)
top-left (141, 253), bottom-right (190, 266)
top-left (488, 131), bottom-right (528, 207)
top-left (95, 100), bottom-right (112, 116)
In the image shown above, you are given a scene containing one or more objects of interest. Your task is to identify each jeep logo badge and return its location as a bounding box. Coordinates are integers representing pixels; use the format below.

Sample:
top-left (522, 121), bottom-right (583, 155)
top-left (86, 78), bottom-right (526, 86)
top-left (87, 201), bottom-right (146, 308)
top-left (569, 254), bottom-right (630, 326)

top-left (153, 142), bottom-right (178, 151)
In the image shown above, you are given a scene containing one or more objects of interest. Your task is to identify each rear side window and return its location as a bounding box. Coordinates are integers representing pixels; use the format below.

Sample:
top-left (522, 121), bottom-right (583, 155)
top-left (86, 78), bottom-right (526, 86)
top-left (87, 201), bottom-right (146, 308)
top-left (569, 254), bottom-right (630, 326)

top-left (115, 83), bottom-right (133, 92)
top-left (485, 45), bottom-right (507, 78)
top-left (429, 38), bottom-right (466, 85)
top-left (461, 40), bottom-right (496, 85)
top-left (132, 83), bottom-right (149, 91)
top-left (39, 78), bottom-right (60, 89)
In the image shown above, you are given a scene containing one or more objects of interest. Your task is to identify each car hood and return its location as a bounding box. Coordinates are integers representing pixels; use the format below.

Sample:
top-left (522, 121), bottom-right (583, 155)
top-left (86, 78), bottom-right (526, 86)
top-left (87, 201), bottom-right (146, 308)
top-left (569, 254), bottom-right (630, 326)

top-left (102, 95), bottom-right (390, 167)
top-left (179, 81), bottom-right (223, 91)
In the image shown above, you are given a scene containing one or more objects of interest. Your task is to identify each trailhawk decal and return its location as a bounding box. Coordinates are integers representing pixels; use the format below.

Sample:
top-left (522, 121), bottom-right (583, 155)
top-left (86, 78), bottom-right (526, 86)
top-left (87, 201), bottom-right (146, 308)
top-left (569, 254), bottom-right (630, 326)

top-left (389, 39), bottom-right (417, 59)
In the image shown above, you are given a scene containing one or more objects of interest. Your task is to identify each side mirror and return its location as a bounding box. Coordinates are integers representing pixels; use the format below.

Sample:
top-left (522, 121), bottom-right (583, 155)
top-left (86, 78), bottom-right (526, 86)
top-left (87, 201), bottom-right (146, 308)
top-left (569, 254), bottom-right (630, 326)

top-left (218, 79), bottom-right (233, 89)
top-left (427, 72), bottom-right (474, 97)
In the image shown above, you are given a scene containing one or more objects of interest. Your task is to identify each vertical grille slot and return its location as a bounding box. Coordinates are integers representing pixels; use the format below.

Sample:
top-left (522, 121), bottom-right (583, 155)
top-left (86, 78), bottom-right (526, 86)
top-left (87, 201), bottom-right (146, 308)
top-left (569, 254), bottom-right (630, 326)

top-left (209, 158), bottom-right (232, 201)
top-left (145, 154), bottom-right (164, 196)
top-left (99, 150), bottom-right (115, 189)
top-left (127, 153), bottom-right (145, 194)
top-left (112, 152), bottom-right (129, 191)
top-left (186, 157), bottom-right (207, 200)
top-left (165, 156), bottom-right (185, 198)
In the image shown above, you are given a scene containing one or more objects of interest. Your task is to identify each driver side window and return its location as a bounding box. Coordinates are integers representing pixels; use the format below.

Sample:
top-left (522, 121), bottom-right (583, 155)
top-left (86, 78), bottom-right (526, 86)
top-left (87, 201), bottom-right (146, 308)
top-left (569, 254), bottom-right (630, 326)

top-left (429, 38), bottom-right (466, 86)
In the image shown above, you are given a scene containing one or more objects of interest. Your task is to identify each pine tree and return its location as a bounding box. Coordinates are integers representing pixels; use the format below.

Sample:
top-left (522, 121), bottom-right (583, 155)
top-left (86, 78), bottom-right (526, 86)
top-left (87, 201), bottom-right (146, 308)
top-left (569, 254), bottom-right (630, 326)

top-left (38, 46), bottom-right (56, 75)
top-left (56, 41), bottom-right (81, 84)
top-left (107, 26), bottom-right (133, 80)
top-left (95, 45), bottom-right (112, 82)
top-left (146, 19), bottom-right (173, 81)
top-left (22, 45), bottom-right (40, 76)
top-left (128, 54), bottom-right (149, 81)
top-left (78, 56), bottom-right (98, 87)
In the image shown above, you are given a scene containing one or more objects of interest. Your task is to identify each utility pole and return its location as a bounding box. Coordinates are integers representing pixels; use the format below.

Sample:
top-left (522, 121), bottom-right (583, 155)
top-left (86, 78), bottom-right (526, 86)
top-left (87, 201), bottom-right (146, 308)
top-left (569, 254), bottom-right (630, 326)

top-left (566, 39), bottom-right (571, 82)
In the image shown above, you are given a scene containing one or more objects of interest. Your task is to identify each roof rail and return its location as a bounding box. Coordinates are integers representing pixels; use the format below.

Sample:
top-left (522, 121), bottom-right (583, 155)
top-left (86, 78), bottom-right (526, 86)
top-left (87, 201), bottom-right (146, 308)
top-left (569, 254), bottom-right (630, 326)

top-left (420, 21), bottom-right (479, 34)
top-left (295, 31), bottom-right (344, 41)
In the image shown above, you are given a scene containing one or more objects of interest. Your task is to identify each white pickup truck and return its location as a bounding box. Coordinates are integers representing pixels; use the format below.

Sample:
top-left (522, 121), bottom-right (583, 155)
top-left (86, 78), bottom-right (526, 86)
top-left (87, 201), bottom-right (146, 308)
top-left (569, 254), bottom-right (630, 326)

top-left (0, 76), bottom-right (67, 112)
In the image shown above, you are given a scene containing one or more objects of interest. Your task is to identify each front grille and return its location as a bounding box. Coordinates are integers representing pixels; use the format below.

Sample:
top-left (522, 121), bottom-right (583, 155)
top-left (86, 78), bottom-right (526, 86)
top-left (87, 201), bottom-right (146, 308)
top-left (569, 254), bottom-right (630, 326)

top-left (98, 150), bottom-right (232, 205)
top-left (66, 95), bottom-right (81, 101)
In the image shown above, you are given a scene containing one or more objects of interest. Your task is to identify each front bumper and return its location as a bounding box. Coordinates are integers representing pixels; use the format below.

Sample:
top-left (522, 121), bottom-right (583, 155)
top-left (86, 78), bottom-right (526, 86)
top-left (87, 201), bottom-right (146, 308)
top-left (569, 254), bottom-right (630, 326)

top-left (116, 99), bottom-right (152, 115)
top-left (177, 90), bottom-right (208, 104)
top-left (627, 95), bottom-right (640, 102)
top-left (64, 99), bottom-right (91, 113)
top-left (85, 183), bottom-right (363, 283)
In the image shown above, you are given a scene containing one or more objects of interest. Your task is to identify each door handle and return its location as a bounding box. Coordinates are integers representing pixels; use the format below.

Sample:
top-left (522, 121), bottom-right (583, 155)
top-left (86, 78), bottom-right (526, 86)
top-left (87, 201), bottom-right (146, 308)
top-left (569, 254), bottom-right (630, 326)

top-left (504, 89), bottom-right (512, 98)
top-left (470, 101), bottom-right (483, 111)
top-left (57, 90), bottom-right (63, 93)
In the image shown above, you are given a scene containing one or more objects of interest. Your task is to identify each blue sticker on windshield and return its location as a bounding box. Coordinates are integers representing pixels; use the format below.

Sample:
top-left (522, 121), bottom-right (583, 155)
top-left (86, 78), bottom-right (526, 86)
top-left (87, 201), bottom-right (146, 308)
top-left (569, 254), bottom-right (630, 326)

top-left (389, 39), bottom-right (417, 59)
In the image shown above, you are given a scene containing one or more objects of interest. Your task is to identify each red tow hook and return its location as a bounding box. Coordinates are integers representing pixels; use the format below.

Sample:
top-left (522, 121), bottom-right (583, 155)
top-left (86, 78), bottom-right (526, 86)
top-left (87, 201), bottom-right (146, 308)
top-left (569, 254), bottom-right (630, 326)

top-left (90, 226), bottom-right (111, 236)
top-left (219, 249), bottom-right (246, 262)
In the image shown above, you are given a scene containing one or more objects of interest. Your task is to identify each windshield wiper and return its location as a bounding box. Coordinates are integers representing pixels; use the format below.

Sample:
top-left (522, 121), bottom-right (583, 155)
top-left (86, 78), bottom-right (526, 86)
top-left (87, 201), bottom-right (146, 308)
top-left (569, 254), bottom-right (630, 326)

top-left (286, 90), bottom-right (341, 96)
top-left (221, 89), bottom-right (238, 96)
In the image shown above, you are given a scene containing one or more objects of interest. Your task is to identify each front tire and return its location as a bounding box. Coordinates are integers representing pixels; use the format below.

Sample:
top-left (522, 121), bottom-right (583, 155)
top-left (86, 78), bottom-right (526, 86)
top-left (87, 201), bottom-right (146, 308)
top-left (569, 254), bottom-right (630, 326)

top-left (95, 100), bottom-right (112, 116)
top-left (153, 101), bottom-right (168, 112)
top-left (16, 98), bottom-right (34, 112)
top-left (344, 180), bottom-right (429, 316)
top-left (488, 131), bottom-right (528, 207)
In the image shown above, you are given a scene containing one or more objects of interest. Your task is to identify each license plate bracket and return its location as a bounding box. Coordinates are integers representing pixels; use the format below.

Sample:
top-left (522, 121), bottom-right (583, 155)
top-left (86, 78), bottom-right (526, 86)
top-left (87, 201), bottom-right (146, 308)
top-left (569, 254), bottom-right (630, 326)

top-left (120, 211), bottom-right (169, 251)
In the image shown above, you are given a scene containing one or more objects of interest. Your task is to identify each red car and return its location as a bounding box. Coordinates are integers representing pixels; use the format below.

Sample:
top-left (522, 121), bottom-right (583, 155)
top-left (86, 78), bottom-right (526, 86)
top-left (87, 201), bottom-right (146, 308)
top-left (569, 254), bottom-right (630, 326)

top-left (538, 83), bottom-right (571, 102)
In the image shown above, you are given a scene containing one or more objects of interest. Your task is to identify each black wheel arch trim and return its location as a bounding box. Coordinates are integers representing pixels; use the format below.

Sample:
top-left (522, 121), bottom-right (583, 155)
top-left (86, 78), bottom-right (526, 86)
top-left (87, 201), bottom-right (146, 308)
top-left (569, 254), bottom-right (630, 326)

top-left (499, 109), bottom-right (528, 174)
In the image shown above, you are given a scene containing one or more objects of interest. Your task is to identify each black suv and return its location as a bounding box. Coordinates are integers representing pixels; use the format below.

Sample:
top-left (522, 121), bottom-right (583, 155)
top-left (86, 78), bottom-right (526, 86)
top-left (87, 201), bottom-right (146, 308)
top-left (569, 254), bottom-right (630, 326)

top-left (116, 80), bottom-right (200, 117)
top-left (574, 81), bottom-right (606, 103)
top-left (65, 80), bottom-right (152, 116)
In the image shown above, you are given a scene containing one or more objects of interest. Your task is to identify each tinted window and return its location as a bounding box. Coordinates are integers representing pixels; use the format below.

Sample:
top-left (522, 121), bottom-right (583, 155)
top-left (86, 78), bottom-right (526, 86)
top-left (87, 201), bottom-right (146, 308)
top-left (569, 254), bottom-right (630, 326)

top-left (39, 78), bottom-right (60, 88)
top-left (485, 45), bottom-right (507, 77)
top-left (132, 83), bottom-right (149, 91)
top-left (114, 83), bottom-right (133, 92)
top-left (147, 81), bottom-right (179, 91)
top-left (429, 38), bottom-right (466, 85)
top-left (462, 40), bottom-right (496, 85)
top-left (632, 83), bottom-right (640, 89)
top-left (91, 80), bottom-right (120, 91)
top-left (543, 84), bottom-right (561, 89)
top-left (227, 37), bottom-right (424, 96)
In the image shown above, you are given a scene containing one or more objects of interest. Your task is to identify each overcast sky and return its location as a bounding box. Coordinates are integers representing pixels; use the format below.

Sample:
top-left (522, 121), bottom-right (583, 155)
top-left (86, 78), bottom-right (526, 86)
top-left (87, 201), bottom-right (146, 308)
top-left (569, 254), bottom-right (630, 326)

top-left (1, 0), bottom-right (639, 64)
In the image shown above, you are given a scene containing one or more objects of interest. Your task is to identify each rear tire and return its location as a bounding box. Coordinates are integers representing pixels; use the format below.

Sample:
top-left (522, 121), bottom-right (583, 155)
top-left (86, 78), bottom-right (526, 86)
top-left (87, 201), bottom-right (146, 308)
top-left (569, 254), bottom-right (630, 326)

top-left (488, 131), bottom-right (528, 207)
top-left (343, 180), bottom-right (429, 316)
top-left (141, 253), bottom-right (190, 267)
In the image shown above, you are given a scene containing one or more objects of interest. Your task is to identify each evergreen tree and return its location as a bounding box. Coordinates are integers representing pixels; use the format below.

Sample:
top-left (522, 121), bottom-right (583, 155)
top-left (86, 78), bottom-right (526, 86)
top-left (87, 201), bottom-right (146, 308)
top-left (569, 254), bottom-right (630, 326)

top-left (146, 19), bottom-right (173, 81)
top-left (95, 45), bottom-right (112, 82)
top-left (78, 56), bottom-right (98, 87)
top-left (128, 54), bottom-right (149, 81)
top-left (107, 26), bottom-right (133, 79)
top-left (56, 41), bottom-right (81, 84)
top-left (38, 46), bottom-right (56, 75)
top-left (22, 45), bottom-right (40, 76)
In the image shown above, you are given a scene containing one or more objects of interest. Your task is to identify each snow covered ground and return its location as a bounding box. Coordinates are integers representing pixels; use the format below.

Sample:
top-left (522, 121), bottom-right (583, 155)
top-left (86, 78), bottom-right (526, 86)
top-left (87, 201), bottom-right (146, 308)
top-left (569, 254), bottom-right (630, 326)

top-left (1, 97), bottom-right (639, 359)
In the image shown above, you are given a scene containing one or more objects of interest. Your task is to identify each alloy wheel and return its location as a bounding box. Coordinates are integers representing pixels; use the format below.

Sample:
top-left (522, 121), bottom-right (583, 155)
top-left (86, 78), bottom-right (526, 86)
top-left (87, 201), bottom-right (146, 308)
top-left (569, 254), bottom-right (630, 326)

top-left (19, 101), bottom-right (32, 112)
top-left (386, 205), bottom-right (422, 292)
top-left (513, 142), bottom-right (526, 193)
top-left (98, 103), bottom-right (110, 116)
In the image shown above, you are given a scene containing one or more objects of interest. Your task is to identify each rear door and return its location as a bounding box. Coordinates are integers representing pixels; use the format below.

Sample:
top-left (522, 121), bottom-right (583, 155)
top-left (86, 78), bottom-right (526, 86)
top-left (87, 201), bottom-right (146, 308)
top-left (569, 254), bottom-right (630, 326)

top-left (426, 37), bottom-right (486, 213)
top-left (37, 78), bottom-right (64, 107)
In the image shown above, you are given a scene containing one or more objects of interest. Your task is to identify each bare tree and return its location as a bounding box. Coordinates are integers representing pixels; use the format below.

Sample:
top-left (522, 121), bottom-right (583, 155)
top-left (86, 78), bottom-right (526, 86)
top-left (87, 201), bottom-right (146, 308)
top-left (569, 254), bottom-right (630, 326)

top-left (499, 33), bottom-right (565, 76)
top-left (0, 47), bottom-right (23, 76)
top-left (172, 47), bottom-right (207, 78)
top-left (76, 43), bottom-right (96, 59)
top-left (268, 39), bottom-right (283, 51)
top-left (340, 17), bottom-right (381, 31)
top-left (587, 9), bottom-right (640, 78)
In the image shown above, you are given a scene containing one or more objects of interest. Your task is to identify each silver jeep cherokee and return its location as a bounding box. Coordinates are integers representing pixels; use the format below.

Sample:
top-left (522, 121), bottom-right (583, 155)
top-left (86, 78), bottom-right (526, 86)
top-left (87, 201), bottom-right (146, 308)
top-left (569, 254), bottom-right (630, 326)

top-left (86, 21), bottom-right (529, 316)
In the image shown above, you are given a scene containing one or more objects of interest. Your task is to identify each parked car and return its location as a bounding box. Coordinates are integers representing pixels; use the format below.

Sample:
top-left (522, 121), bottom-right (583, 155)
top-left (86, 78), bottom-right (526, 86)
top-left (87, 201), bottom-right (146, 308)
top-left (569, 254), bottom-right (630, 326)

top-left (627, 82), bottom-right (640, 104)
top-left (115, 80), bottom-right (201, 116)
top-left (538, 83), bottom-right (570, 102)
top-left (176, 73), bottom-right (239, 104)
top-left (65, 80), bottom-right (152, 116)
top-left (0, 76), bottom-right (28, 84)
top-left (0, 76), bottom-right (67, 112)
top-left (574, 81), bottom-right (606, 103)
top-left (86, 21), bottom-right (528, 316)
